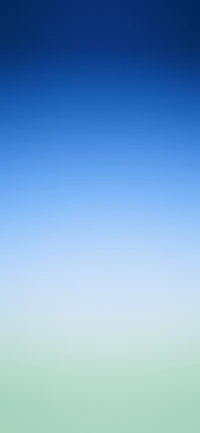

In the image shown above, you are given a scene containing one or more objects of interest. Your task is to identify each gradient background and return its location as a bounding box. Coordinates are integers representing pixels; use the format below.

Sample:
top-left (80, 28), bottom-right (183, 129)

top-left (0, 0), bottom-right (200, 431)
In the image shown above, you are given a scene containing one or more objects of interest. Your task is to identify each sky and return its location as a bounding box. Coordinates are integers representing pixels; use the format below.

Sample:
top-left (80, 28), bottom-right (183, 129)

top-left (0, 0), bottom-right (200, 348)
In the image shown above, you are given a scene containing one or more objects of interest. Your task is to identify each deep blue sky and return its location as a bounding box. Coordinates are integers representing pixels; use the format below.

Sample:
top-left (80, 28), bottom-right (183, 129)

top-left (0, 0), bottom-right (200, 64)
top-left (0, 0), bottom-right (200, 329)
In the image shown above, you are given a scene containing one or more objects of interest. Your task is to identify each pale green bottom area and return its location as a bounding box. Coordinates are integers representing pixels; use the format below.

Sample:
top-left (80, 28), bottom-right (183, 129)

top-left (0, 344), bottom-right (200, 433)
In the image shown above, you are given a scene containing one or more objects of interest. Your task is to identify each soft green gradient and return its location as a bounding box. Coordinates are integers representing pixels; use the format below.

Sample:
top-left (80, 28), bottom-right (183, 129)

top-left (1, 340), bottom-right (200, 433)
